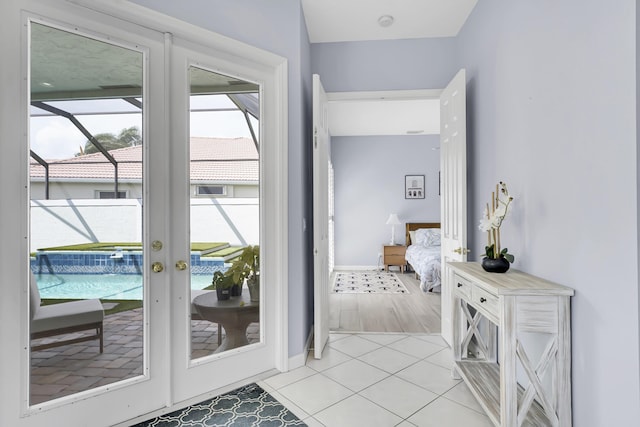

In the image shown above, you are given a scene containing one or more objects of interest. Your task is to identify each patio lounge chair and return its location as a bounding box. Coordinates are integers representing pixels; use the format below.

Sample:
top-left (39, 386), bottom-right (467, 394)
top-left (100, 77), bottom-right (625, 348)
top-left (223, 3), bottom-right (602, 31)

top-left (30, 272), bottom-right (104, 353)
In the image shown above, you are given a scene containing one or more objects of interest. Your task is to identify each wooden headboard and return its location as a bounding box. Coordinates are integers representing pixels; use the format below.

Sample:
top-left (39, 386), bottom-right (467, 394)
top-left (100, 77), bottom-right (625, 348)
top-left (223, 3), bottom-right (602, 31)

top-left (406, 222), bottom-right (440, 246)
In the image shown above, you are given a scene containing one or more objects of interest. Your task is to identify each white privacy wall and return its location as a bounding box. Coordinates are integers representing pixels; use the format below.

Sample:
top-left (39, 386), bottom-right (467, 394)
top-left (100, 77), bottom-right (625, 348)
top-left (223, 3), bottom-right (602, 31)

top-left (30, 199), bottom-right (259, 250)
top-left (332, 135), bottom-right (440, 267)
top-left (457, 1), bottom-right (639, 425)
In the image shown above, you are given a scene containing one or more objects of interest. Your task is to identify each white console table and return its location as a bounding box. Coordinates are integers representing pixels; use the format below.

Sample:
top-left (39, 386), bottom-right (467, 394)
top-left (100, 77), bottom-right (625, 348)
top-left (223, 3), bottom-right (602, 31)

top-left (448, 262), bottom-right (574, 427)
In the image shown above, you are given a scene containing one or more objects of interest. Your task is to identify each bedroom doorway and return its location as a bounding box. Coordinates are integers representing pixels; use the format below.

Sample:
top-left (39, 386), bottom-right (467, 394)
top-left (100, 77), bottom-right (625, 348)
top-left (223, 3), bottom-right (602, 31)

top-left (314, 88), bottom-right (444, 336)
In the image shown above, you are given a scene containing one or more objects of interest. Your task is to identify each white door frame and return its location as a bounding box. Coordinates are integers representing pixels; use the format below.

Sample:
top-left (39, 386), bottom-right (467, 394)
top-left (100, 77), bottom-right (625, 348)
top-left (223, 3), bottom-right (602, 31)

top-left (314, 86), bottom-right (466, 345)
top-left (325, 88), bottom-right (443, 272)
top-left (0, 1), bottom-right (289, 425)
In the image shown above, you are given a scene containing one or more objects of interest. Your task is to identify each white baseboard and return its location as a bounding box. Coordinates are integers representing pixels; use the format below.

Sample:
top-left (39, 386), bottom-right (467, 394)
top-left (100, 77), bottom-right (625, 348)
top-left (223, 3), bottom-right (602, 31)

top-left (334, 265), bottom-right (381, 271)
top-left (288, 352), bottom-right (306, 370)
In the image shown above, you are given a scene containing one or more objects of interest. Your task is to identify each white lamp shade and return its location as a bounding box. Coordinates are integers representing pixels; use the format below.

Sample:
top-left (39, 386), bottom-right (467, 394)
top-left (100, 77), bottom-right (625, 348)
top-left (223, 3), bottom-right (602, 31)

top-left (386, 213), bottom-right (401, 225)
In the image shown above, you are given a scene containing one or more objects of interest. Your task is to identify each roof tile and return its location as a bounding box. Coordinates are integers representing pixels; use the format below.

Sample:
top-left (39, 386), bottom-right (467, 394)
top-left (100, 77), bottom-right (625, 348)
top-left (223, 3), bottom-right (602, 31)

top-left (30, 137), bottom-right (258, 182)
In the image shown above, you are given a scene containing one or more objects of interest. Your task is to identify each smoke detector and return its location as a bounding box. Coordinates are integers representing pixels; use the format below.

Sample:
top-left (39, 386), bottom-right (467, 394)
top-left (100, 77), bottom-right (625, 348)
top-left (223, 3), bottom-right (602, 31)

top-left (378, 15), bottom-right (394, 28)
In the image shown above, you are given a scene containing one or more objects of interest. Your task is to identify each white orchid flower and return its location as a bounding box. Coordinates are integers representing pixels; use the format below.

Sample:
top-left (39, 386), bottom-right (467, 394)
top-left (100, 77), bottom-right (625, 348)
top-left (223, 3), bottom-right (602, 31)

top-left (478, 216), bottom-right (493, 232)
top-left (479, 182), bottom-right (515, 262)
top-left (478, 206), bottom-right (495, 231)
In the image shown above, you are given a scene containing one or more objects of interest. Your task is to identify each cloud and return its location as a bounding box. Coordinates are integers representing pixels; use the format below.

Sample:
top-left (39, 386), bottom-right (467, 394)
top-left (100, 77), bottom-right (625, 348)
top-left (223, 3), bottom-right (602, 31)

top-left (31, 118), bottom-right (85, 159)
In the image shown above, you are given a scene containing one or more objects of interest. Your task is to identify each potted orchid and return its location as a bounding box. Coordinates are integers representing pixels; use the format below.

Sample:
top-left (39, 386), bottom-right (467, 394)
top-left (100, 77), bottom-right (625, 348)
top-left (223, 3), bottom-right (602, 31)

top-left (478, 181), bottom-right (514, 273)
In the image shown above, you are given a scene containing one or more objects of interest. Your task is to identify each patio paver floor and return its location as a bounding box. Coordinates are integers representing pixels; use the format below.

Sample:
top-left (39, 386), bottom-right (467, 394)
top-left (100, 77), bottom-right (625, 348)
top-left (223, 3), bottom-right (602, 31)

top-left (30, 307), bottom-right (259, 404)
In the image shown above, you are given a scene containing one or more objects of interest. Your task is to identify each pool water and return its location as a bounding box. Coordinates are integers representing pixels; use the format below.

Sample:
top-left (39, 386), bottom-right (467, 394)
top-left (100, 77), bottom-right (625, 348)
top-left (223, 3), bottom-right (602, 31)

top-left (35, 274), bottom-right (213, 300)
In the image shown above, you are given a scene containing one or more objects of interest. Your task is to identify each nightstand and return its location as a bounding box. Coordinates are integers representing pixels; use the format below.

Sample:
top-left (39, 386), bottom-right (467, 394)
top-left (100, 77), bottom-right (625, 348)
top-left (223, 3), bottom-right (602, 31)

top-left (383, 245), bottom-right (406, 273)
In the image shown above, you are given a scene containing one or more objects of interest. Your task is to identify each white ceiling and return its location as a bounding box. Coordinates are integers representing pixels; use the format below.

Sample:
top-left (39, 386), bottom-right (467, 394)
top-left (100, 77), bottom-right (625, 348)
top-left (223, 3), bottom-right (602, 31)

top-left (304, 0), bottom-right (477, 137)
top-left (301, 0), bottom-right (478, 43)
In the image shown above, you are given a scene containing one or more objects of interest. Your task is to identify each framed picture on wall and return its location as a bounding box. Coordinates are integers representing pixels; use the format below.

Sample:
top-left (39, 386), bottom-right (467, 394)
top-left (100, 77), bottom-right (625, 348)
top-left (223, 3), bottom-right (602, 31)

top-left (405, 175), bottom-right (425, 199)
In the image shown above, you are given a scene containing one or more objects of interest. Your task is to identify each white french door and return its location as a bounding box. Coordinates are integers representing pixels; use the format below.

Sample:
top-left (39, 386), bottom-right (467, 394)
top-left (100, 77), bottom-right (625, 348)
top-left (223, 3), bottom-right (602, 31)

top-left (0, 1), bottom-right (288, 426)
top-left (1, 2), bottom-right (169, 426)
top-left (168, 39), bottom-right (284, 403)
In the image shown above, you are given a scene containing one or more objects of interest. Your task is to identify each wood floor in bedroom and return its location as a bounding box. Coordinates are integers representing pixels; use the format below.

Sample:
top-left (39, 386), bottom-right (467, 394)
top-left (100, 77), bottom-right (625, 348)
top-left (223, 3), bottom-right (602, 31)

top-left (329, 270), bottom-right (441, 333)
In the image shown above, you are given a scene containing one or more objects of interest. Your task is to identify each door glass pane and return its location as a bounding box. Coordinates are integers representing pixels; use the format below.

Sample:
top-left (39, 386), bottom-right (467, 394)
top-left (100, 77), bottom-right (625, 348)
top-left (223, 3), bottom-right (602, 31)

top-left (189, 67), bottom-right (261, 359)
top-left (29, 22), bottom-right (144, 404)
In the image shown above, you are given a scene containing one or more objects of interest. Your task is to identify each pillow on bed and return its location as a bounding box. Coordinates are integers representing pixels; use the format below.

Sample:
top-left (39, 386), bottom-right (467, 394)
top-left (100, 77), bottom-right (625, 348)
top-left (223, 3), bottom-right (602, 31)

top-left (409, 230), bottom-right (417, 245)
top-left (416, 228), bottom-right (441, 247)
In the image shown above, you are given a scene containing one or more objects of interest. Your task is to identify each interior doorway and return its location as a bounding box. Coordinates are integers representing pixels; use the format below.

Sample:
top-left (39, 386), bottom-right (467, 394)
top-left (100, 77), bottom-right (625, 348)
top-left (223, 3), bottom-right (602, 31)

top-left (320, 89), bottom-right (444, 334)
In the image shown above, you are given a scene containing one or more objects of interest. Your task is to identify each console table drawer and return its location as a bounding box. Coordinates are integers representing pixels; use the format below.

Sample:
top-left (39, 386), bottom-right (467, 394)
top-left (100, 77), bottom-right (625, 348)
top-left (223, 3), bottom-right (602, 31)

top-left (453, 275), bottom-right (473, 300)
top-left (472, 285), bottom-right (499, 320)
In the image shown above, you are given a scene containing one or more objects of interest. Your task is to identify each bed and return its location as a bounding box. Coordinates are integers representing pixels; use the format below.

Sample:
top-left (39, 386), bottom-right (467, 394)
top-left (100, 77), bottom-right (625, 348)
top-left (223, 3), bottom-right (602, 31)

top-left (405, 222), bottom-right (441, 292)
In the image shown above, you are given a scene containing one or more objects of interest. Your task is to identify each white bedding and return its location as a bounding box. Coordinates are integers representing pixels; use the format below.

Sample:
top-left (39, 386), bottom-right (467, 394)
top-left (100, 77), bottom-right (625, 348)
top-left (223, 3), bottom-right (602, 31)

top-left (405, 244), bottom-right (441, 292)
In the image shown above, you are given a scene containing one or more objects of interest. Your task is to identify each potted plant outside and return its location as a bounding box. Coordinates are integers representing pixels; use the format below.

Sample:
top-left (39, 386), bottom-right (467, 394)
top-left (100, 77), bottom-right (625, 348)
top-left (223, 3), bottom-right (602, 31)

top-left (211, 270), bottom-right (234, 301)
top-left (225, 245), bottom-right (260, 302)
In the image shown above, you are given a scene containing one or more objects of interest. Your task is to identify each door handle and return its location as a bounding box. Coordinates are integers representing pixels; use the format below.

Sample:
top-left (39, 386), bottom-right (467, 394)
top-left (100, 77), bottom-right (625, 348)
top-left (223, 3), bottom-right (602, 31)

top-left (453, 247), bottom-right (471, 255)
top-left (151, 262), bottom-right (164, 273)
top-left (175, 260), bottom-right (188, 271)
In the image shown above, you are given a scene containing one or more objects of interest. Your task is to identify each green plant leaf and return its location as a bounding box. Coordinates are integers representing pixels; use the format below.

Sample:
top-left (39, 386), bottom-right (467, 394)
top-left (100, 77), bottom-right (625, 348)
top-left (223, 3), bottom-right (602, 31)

top-left (484, 244), bottom-right (495, 259)
top-left (504, 253), bottom-right (515, 263)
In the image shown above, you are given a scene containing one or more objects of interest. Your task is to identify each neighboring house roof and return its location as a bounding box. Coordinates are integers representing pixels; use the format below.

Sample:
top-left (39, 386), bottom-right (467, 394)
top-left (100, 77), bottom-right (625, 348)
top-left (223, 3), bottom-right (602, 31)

top-left (30, 137), bottom-right (259, 183)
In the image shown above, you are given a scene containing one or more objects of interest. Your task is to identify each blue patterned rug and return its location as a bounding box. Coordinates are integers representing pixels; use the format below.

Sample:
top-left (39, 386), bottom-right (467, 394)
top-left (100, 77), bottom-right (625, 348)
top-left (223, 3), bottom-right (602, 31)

top-left (132, 383), bottom-right (306, 427)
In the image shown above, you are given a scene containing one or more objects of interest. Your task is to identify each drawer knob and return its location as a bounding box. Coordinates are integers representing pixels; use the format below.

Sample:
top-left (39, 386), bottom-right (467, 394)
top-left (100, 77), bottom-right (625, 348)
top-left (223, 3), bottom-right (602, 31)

top-left (457, 283), bottom-right (463, 288)
top-left (480, 297), bottom-right (487, 303)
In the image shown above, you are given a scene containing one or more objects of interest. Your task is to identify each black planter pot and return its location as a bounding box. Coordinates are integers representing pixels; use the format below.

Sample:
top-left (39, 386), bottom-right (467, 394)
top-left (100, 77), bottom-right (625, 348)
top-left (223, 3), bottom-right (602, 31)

top-left (230, 284), bottom-right (242, 297)
top-left (481, 257), bottom-right (510, 273)
top-left (216, 287), bottom-right (231, 300)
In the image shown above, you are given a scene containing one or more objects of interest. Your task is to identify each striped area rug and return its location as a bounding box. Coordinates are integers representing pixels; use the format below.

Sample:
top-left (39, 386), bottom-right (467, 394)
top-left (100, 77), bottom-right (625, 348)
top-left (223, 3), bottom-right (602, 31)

top-left (333, 272), bottom-right (409, 294)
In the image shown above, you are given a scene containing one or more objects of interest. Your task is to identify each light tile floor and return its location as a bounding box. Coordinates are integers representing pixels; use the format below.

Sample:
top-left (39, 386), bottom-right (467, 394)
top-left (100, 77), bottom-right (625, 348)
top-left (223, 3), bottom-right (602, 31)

top-left (258, 332), bottom-right (493, 427)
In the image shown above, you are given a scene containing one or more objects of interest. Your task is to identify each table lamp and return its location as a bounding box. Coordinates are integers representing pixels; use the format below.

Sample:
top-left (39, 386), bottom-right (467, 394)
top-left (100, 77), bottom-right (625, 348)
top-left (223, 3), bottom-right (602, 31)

top-left (386, 213), bottom-right (401, 245)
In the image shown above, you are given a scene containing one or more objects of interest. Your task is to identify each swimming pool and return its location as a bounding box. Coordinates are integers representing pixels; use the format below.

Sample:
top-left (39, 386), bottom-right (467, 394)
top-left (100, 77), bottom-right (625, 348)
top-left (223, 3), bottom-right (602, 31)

top-left (35, 273), bottom-right (213, 300)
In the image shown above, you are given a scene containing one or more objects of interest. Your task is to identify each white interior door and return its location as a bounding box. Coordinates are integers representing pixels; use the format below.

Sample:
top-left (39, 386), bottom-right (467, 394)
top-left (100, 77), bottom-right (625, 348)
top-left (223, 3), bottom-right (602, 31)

top-left (440, 69), bottom-right (468, 347)
top-left (313, 74), bottom-right (330, 358)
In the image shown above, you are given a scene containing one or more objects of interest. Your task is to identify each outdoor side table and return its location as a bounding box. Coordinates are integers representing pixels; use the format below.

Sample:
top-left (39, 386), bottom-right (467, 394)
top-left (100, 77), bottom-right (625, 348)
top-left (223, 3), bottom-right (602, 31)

top-left (192, 292), bottom-right (259, 353)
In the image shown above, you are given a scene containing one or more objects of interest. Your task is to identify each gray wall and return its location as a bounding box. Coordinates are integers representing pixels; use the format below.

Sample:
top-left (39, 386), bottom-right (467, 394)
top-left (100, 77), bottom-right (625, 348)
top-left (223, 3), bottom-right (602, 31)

top-left (311, 38), bottom-right (458, 92)
top-left (130, 0), bottom-right (313, 358)
top-left (332, 135), bottom-right (440, 266)
top-left (457, 1), bottom-right (639, 425)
